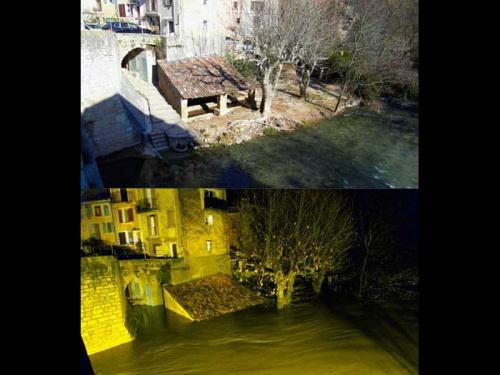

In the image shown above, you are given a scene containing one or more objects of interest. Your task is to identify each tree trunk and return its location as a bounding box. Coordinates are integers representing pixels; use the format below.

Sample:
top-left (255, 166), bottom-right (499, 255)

top-left (272, 63), bottom-right (284, 90)
top-left (260, 68), bottom-right (274, 118)
top-left (299, 68), bottom-right (311, 99)
top-left (276, 272), bottom-right (296, 309)
top-left (334, 78), bottom-right (348, 113)
top-left (312, 272), bottom-right (325, 295)
top-left (358, 248), bottom-right (370, 299)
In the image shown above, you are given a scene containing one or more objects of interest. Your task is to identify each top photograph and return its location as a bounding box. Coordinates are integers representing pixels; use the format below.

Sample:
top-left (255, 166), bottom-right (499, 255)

top-left (81, 0), bottom-right (418, 189)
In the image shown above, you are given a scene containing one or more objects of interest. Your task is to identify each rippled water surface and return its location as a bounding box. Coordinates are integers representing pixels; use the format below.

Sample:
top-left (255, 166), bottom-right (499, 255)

top-left (89, 301), bottom-right (418, 375)
top-left (164, 105), bottom-right (418, 188)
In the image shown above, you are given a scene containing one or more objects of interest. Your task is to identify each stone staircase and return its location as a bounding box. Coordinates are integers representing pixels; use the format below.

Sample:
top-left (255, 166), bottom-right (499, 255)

top-left (123, 70), bottom-right (192, 151)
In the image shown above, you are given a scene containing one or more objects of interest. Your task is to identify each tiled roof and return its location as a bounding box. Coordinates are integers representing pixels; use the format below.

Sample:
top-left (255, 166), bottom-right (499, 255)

top-left (158, 56), bottom-right (257, 100)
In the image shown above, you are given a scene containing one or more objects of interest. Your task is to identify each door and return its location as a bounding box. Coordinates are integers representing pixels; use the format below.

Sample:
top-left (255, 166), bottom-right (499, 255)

top-left (119, 4), bottom-right (126, 17)
top-left (137, 6), bottom-right (140, 24)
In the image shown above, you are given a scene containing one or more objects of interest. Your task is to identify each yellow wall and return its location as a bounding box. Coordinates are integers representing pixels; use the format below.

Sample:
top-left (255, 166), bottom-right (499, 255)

top-left (81, 256), bottom-right (133, 355)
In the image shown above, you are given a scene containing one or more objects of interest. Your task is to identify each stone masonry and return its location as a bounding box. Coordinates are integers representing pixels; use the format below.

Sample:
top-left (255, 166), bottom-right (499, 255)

top-left (81, 256), bottom-right (133, 355)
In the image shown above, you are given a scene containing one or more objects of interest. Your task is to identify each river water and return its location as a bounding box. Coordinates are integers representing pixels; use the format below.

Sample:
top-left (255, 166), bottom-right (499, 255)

top-left (99, 104), bottom-right (418, 188)
top-left (89, 300), bottom-right (418, 375)
top-left (162, 104), bottom-right (418, 189)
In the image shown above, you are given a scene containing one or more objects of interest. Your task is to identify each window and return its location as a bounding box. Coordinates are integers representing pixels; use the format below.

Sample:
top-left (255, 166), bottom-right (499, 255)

top-left (94, 205), bottom-right (102, 217)
top-left (234, 2), bottom-right (238, 10)
top-left (203, 0), bottom-right (208, 4)
top-left (103, 204), bottom-right (110, 216)
top-left (119, 231), bottom-right (132, 245)
top-left (120, 188), bottom-right (128, 202)
top-left (102, 222), bottom-right (114, 233)
top-left (167, 210), bottom-right (175, 228)
top-left (149, 215), bottom-right (157, 236)
top-left (85, 205), bottom-right (92, 218)
top-left (205, 214), bottom-right (214, 225)
top-left (89, 224), bottom-right (101, 240)
top-left (118, 208), bottom-right (134, 223)
top-left (170, 243), bottom-right (178, 258)
top-left (163, 0), bottom-right (173, 6)
top-left (236, 17), bottom-right (240, 24)
top-left (168, 21), bottom-right (174, 34)
top-left (119, 4), bottom-right (126, 17)
top-left (206, 240), bottom-right (212, 252)
top-left (151, 0), bottom-right (157, 11)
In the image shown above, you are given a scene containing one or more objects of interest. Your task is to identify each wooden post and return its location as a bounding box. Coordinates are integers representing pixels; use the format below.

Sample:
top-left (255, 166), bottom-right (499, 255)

top-left (215, 94), bottom-right (228, 116)
top-left (180, 99), bottom-right (188, 122)
top-left (247, 89), bottom-right (256, 109)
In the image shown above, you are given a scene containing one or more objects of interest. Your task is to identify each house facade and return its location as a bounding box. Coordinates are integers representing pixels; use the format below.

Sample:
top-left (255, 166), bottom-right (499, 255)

top-left (81, 188), bottom-right (232, 265)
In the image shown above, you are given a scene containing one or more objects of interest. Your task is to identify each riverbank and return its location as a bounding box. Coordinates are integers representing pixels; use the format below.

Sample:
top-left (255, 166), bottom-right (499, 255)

top-left (98, 104), bottom-right (418, 188)
top-left (183, 65), bottom-right (361, 147)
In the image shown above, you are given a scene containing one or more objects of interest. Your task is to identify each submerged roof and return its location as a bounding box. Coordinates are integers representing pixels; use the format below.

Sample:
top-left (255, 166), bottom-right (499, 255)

top-left (158, 56), bottom-right (257, 100)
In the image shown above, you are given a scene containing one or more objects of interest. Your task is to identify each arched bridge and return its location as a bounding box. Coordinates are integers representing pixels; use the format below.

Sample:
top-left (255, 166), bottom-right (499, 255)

top-left (114, 33), bottom-right (162, 62)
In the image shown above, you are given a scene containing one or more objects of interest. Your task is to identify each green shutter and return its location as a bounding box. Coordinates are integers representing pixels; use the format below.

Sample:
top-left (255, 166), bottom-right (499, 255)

top-left (104, 204), bottom-right (110, 216)
top-left (86, 205), bottom-right (92, 218)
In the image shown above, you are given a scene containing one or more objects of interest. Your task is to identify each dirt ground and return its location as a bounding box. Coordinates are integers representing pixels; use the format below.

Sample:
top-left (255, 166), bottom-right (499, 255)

top-left (185, 65), bottom-right (356, 134)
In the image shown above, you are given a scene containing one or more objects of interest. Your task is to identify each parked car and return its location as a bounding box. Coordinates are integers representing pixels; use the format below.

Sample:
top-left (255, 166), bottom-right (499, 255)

top-left (102, 22), bottom-right (153, 34)
top-left (84, 23), bottom-right (101, 31)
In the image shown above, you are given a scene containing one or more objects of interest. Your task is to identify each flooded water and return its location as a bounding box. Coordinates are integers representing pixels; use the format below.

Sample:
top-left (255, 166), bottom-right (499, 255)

top-left (89, 300), bottom-right (418, 374)
top-left (162, 105), bottom-right (418, 189)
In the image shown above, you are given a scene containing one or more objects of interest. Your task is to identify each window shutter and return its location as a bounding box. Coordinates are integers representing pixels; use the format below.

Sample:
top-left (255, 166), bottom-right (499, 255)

top-left (86, 205), bottom-right (92, 218)
top-left (104, 205), bottom-right (110, 216)
top-left (118, 210), bottom-right (123, 223)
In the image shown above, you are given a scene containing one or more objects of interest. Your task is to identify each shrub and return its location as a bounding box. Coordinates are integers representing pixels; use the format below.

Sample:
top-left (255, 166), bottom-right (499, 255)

top-left (225, 52), bottom-right (258, 79)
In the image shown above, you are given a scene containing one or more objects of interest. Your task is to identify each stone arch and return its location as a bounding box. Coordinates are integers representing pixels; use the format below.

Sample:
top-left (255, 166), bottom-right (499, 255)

top-left (121, 47), bottom-right (146, 69)
top-left (120, 44), bottom-right (157, 84)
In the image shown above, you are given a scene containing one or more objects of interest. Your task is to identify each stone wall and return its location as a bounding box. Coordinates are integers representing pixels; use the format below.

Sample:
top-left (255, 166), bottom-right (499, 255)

top-left (179, 189), bottom-right (231, 258)
top-left (81, 256), bottom-right (133, 355)
top-left (157, 59), bottom-right (182, 113)
top-left (81, 31), bottom-right (121, 112)
top-left (81, 31), bottom-right (149, 157)
top-left (120, 71), bottom-right (152, 134)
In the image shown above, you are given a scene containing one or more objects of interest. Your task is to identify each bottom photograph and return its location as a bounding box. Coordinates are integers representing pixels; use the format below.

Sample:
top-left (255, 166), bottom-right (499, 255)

top-left (80, 189), bottom-right (418, 375)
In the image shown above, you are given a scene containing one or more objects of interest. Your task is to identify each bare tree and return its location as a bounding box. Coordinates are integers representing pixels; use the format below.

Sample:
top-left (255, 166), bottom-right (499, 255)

top-left (331, 0), bottom-right (412, 111)
top-left (357, 206), bottom-right (393, 299)
top-left (239, 190), bottom-right (356, 309)
top-left (297, 0), bottom-right (346, 99)
top-left (238, 0), bottom-right (334, 118)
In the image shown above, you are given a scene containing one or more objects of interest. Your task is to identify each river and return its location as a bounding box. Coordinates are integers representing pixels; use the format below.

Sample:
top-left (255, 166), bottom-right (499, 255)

top-left (89, 299), bottom-right (418, 374)
top-left (99, 104), bottom-right (418, 189)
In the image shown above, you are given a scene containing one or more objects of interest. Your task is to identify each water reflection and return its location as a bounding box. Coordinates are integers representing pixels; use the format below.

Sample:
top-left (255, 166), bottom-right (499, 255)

top-left (90, 301), bottom-right (418, 374)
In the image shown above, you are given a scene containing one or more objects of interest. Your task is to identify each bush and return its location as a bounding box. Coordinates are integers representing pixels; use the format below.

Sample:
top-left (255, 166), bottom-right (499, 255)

top-left (225, 52), bottom-right (258, 79)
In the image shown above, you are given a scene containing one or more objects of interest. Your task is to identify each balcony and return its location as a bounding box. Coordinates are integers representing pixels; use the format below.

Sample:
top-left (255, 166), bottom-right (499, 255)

top-left (136, 198), bottom-right (159, 213)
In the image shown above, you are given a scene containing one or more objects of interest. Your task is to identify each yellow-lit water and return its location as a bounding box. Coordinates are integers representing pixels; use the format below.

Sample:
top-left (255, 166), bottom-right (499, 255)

top-left (89, 301), bottom-right (418, 374)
